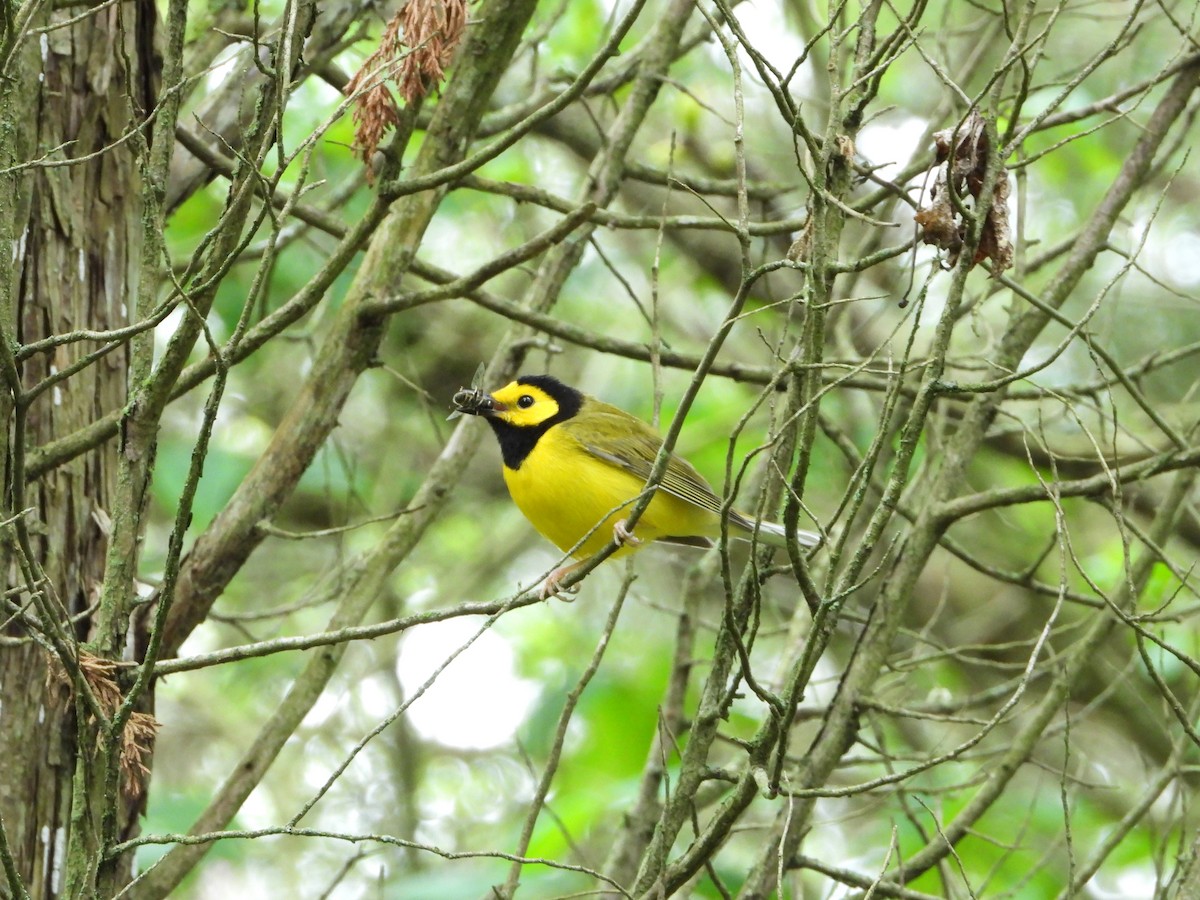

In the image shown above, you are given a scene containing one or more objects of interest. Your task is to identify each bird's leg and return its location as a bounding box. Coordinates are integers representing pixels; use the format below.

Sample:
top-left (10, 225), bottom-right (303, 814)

top-left (542, 522), bottom-right (642, 600)
top-left (541, 561), bottom-right (586, 601)
top-left (613, 518), bottom-right (643, 547)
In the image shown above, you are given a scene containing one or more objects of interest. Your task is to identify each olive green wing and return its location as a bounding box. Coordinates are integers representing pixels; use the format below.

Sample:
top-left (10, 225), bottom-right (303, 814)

top-left (564, 400), bottom-right (821, 550)
top-left (568, 402), bottom-right (728, 518)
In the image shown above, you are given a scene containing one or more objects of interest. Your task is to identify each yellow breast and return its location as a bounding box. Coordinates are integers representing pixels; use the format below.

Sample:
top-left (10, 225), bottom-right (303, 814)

top-left (502, 424), bottom-right (717, 560)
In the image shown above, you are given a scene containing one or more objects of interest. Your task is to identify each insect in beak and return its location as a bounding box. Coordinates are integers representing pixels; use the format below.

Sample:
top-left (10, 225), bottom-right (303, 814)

top-left (449, 390), bottom-right (500, 419)
top-left (448, 366), bottom-right (506, 420)
top-left (448, 364), bottom-right (494, 420)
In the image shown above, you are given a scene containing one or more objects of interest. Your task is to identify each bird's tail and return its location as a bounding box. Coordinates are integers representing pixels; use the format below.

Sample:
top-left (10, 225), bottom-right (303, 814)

top-left (731, 513), bottom-right (820, 549)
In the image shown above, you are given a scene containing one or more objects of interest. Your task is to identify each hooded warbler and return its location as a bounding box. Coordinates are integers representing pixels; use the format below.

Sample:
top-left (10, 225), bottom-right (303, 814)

top-left (453, 374), bottom-right (820, 597)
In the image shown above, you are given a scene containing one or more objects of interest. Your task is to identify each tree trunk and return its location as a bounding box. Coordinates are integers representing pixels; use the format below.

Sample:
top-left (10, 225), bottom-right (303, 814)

top-left (0, 1), bottom-right (158, 895)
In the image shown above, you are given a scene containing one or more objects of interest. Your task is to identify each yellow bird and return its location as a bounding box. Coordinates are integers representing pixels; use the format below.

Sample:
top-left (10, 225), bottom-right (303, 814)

top-left (453, 374), bottom-right (820, 597)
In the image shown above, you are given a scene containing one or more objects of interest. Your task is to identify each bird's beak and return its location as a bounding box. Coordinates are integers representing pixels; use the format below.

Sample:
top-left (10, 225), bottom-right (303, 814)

top-left (476, 396), bottom-right (507, 416)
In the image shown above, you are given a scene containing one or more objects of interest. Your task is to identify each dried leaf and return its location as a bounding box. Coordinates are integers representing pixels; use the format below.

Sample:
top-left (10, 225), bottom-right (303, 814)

top-left (344, 0), bottom-right (470, 173)
top-left (120, 712), bottom-right (160, 799)
top-left (914, 193), bottom-right (959, 253)
top-left (47, 651), bottom-right (161, 799)
top-left (398, 0), bottom-right (468, 104)
top-left (977, 172), bottom-right (1014, 275)
top-left (914, 109), bottom-right (1012, 276)
top-left (343, 15), bottom-right (404, 175)
top-left (77, 651), bottom-right (124, 713)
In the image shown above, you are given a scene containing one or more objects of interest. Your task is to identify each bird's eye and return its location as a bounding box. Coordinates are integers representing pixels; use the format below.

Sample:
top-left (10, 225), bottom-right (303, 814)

top-left (517, 395), bottom-right (535, 409)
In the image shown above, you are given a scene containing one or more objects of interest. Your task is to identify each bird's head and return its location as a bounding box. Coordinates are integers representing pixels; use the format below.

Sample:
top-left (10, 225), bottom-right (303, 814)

top-left (452, 374), bottom-right (581, 429)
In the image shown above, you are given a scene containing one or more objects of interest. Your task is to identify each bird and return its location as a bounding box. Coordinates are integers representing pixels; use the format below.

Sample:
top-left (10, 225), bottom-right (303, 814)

top-left (452, 374), bottom-right (820, 597)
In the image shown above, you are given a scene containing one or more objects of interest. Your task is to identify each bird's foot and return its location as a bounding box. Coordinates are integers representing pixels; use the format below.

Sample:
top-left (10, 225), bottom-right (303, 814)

top-left (613, 519), bottom-right (643, 548)
top-left (541, 563), bottom-right (584, 601)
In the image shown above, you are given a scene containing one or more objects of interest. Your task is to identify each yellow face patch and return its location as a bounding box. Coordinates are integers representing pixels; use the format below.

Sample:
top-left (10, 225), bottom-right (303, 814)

top-left (489, 382), bottom-right (561, 429)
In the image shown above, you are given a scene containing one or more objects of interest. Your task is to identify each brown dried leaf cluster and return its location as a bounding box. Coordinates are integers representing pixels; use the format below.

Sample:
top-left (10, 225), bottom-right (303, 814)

top-left (348, 80), bottom-right (401, 172)
top-left (914, 110), bottom-right (1013, 276)
top-left (120, 713), bottom-right (159, 790)
top-left (344, 15), bottom-right (404, 171)
top-left (398, 0), bottom-right (468, 104)
top-left (345, 0), bottom-right (469, 170)
top-left (49, 651), bottom-right (160, 799)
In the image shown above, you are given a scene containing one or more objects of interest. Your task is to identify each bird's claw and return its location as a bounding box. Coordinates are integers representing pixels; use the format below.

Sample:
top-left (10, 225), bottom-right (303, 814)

top-left (613, 519), bottom-right (642, 547)
top-left (541, 564), bottom-right (583, 601)
top-left (536, 522), bottom-right (640, 600)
